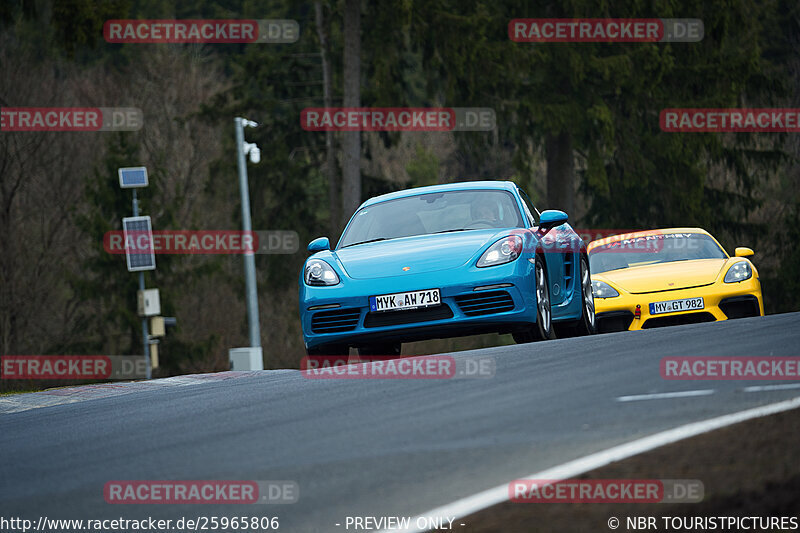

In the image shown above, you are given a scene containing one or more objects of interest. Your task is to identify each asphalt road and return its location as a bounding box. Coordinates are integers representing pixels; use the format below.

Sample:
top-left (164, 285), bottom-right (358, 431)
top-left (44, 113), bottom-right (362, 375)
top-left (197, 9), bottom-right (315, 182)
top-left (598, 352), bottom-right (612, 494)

top-left (2, 313), bottom-right (799, 532)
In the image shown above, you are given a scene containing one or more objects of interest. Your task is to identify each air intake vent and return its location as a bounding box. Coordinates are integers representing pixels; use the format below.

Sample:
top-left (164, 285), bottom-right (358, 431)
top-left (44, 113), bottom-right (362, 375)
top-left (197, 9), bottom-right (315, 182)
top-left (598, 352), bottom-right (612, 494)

top-left (720, 296), bottom-right (760, 319)
top-left (596, 311), bottom-right (634, 333)
top-left (642, 312), bottom-right (716, 329)
top-left (311, 308), bottom-right (361, 333)
top-left (563, 253), bottom-right (575, 294)
top-left (364, 305), bottom-right (454, 328)
top-left (455, 291), bottom-right (515, 316)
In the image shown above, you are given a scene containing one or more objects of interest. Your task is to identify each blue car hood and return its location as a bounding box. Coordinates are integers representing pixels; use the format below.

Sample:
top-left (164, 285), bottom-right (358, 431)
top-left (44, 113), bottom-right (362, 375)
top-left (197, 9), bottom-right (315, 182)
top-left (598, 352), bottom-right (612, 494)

top-left (334, 230), bottom-right (505, 279)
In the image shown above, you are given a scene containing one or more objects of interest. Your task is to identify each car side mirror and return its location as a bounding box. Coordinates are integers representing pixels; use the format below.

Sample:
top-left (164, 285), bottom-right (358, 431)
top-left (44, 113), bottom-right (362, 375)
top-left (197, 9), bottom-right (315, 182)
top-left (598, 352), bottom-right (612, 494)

top-left (734, 247), bottom-right (754, 258)
top-left (538, 210), bottom-right (569, 233)
top-left (307, 237), bottom-right (330, 253)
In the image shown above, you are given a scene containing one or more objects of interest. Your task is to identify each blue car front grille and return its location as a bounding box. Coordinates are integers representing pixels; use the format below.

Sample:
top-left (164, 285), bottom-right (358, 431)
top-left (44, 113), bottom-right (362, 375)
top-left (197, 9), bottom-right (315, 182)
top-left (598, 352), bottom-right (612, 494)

top-left (455, 291), bottom-right (515, 316)
top-left (311, 308), bottom-right (361, 333)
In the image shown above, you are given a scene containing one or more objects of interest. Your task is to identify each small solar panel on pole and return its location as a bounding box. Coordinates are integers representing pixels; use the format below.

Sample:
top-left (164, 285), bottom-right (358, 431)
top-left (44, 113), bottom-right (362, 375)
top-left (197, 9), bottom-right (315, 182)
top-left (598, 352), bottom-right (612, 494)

top-left (122, 216), bottom-right (156, 272)
top-left (119, 166), bottom-right (148, 188)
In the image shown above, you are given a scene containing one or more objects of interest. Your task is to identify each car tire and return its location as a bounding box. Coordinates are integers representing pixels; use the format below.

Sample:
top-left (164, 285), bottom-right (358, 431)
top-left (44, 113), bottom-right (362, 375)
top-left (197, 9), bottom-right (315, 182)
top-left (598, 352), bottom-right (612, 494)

top-left (306, 343), bottom-right (349, 356)
top-left (513, 254), bottom-right (553, 343)
top-left (553, 255), bottom-right (597, 338)
top-left (357, 343), bottom-right (402, 357)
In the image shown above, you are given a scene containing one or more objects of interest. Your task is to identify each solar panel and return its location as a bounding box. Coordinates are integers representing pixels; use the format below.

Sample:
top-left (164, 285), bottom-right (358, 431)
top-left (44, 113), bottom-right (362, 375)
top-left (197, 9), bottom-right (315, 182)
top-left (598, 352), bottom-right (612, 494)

top-left (122, 216), bottom-right (156, 271)
top-left (118, 167), bottom-right (148, 188)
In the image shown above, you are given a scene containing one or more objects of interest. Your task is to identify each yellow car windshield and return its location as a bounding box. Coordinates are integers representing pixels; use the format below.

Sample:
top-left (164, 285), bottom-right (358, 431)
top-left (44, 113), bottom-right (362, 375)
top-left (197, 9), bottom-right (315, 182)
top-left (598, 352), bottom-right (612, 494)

top-left (589, 233), bottom-right (726, 274)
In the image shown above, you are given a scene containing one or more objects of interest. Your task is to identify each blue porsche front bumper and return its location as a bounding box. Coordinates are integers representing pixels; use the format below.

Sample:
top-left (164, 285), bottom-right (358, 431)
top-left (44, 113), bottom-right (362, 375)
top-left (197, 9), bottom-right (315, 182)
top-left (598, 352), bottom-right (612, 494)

top-left (300, 258), bottom-right (539, 350)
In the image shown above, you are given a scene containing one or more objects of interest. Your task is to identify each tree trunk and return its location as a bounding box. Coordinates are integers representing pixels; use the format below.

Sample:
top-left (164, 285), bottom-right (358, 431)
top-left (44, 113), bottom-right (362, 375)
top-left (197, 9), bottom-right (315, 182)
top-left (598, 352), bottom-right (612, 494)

top-left (314, 1), bottom-right (339, 236)
top-left (545, 131), bottom-right (574, 213)
top-left (341, 0), bottom-right (361, 227)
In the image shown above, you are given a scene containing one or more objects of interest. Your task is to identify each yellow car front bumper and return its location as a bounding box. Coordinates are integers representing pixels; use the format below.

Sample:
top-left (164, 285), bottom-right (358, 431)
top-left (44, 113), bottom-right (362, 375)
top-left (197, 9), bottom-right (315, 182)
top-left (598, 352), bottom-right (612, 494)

top-left (594, 277), bottom-right (764, 332)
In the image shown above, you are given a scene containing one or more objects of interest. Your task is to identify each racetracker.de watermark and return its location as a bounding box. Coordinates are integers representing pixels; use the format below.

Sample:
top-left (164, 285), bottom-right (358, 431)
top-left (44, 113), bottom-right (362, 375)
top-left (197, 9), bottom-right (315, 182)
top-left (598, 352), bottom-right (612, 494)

top-left (508, 228), bottom-right (666, 254)
top-left (509, 479), bottom-right (704, 503)
top-left (104, 480), bottom-right (298, 504)
top-left (509, 18), bottom-right (703, 42)
top-left (300, 355), bottom-right (495, 379)
top-left (104, 19), bottom-right (299, 43)
top-left (575, 228), bottom-right (643, 243)
top-left (1, 356), bottom-right (148, 380)
top-left (0, 107), bottom-right (142, 131)
top-left (661, 357), bottom-right (800, 380)
top-left (660, 108), bottom-right (800, 132)
top-left (300, 107), bottom-right (495, 132)
top-left (104, 230), bottom-right (299, 254)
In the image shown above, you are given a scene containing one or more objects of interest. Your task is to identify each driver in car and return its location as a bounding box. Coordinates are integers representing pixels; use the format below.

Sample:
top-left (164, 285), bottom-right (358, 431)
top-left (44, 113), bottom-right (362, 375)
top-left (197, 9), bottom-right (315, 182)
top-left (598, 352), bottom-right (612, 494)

top-left (471, 199), bottom-right (501, 227)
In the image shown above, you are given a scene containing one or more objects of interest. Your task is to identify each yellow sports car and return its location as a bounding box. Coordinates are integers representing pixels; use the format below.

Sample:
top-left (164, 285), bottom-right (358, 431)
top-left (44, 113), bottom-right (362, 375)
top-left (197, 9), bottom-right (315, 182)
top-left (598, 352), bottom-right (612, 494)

top-left (587, 228), bottom-right (764, 332)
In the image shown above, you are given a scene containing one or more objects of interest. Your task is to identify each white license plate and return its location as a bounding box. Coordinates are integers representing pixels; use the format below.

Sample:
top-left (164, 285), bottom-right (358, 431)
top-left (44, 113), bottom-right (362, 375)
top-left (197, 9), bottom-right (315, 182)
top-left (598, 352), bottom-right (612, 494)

top-left (370, 289), bottom-right (441, 312)
top-left (649, 297), bottom-right (704, 315)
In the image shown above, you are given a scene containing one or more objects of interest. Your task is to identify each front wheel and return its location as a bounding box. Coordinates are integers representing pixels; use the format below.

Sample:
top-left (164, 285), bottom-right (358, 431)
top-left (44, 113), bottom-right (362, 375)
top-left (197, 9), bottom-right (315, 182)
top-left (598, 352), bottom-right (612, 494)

top-left (554, 255), bottom-right (596, 338)
top-left (513, 255), bottom-right (553, 343)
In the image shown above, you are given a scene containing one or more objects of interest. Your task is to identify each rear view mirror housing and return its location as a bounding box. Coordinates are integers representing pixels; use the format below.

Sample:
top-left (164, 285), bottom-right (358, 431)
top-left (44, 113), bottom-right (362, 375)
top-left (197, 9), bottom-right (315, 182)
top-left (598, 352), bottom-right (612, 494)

top-left (538, 210), bottom-right (569, 233)
top-left (307, 237), bottom-right (330, 253)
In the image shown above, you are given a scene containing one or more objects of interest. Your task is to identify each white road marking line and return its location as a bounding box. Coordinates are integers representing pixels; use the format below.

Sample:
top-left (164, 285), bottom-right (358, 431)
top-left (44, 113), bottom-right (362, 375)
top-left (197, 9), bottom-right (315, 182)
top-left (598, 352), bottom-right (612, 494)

top-left (378, 396), bottom-right (800, 533)
top-left (616, 389), bottom-right (715, 402)
top-left (744, 383), bottom-right (800, 393)
top-left (0, 370), bottom-right (282, 414)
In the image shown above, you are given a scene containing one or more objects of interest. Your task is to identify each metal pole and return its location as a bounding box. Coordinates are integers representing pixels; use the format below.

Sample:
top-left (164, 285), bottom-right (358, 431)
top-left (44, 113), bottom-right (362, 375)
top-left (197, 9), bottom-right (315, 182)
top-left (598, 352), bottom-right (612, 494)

top-left (235, 117), bottom-right (261, 348)
top-left (133, 189), bottom-right (152, 379)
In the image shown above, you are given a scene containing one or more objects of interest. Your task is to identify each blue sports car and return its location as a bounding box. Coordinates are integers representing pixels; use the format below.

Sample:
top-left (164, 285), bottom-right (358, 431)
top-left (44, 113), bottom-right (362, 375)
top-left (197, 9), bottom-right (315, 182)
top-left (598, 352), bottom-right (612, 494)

top-left (299, 181), bottom-right (595, 355)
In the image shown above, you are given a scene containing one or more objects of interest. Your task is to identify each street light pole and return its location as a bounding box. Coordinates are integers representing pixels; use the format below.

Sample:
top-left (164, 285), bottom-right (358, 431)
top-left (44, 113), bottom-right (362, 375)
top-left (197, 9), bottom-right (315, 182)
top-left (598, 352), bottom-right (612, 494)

top-left (132, 189), bottom-right (152, 380)
top-left (235, 117), bottom-right (261, 349)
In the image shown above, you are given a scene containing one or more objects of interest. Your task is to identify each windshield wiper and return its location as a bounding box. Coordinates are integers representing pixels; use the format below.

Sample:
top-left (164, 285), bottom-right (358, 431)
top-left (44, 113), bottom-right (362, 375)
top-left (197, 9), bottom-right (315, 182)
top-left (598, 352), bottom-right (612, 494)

top-left (432, 228), bottom-right (471, 234)
top-left (342, 237), bottom-right (389, 248)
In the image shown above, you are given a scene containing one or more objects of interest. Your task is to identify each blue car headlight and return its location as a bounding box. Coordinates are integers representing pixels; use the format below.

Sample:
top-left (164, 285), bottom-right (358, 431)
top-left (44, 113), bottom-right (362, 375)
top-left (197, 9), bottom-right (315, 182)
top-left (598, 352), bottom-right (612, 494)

top-left (724, 261), bottom-right (752, 283)
top-left (304, 259), bottom-right (340, 286)
top-left (477, 235), bottom-right (523, 268)
top-left (591, 280), bottom-right (619, 298)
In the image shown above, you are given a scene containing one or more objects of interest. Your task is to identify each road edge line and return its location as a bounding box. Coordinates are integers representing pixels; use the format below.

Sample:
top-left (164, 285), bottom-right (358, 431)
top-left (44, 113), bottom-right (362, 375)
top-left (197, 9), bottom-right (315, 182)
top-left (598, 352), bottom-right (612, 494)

top-left (380, 395), bottom-right (800, 533)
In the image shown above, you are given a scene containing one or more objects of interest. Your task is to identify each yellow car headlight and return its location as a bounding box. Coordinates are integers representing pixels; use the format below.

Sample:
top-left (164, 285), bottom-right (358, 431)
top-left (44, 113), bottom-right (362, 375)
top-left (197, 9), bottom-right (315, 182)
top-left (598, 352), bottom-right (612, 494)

top-left (724, 261), bottom-right (752, 283)
top-left (591, 279), bottom-right (619, 298)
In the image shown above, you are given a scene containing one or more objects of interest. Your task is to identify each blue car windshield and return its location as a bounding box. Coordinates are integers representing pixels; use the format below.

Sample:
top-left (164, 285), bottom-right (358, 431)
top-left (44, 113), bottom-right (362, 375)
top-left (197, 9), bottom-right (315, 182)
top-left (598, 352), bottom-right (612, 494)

top-left (589, 233), bottom-right (727, 274)
top-left (338, 189), bottom-right (524, 248)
